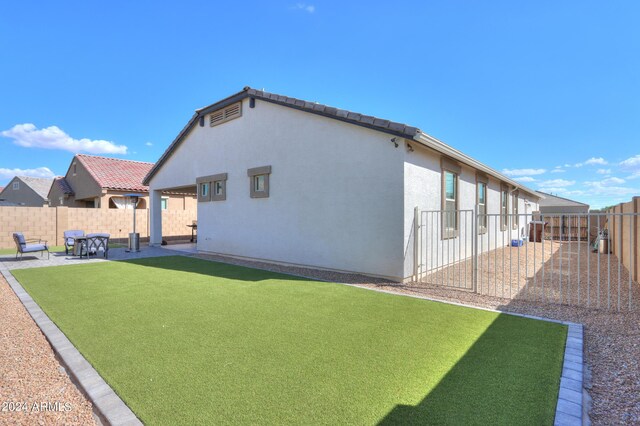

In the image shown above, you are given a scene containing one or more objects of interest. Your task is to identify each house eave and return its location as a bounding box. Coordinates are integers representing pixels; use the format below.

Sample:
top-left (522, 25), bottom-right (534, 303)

top-left (413, 132), bottom-right (543, 200)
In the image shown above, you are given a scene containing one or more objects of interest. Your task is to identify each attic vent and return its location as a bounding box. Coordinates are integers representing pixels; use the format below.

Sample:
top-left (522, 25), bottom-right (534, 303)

top-left (210, 102), bottom-right (242, 127)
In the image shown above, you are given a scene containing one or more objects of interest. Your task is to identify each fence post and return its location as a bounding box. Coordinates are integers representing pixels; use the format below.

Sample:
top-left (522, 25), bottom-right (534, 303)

top-left (413, 206), bottom-right (419, 281)
top-left (55, 206), bottom-right (69, 246)
top-left (473, 205), bottom-right (478, 293)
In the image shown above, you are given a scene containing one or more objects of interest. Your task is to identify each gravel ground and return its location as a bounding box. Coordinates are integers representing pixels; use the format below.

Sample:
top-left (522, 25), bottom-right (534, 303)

top-left (0, 275), bottom-right (96, 426)
top-left (193, 251), bottom-right (640, 425)
top-left (422, 240), bottom-right (635, 311)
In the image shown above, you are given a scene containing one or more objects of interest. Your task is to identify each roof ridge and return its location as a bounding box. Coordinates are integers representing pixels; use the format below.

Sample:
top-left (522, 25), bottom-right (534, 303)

top-left (75, 153), bottom-right (154, 165)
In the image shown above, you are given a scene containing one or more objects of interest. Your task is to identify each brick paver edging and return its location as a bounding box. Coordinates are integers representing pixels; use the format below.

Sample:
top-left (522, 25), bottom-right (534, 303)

top-left (0, 265), bottom-right (142, 426)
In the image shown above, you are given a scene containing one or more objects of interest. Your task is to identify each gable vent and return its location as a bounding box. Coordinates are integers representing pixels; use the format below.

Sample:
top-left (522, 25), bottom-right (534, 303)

top-left (210, 101), bottom-right (242, 127)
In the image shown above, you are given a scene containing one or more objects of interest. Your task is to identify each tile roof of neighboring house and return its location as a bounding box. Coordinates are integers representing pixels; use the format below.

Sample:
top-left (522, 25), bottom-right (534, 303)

top-left (536, 191), bottom-right (590, 208)
top-left (76, 154), bottom-right (153, 193)
top-left (143, 87), bottom-right (541, 199)
top-left (52, 177), bottom-right (75, 195)
top-left (0, 186), bottom-right (4, 193)
top-left (18, 176), bottom-right (54, 200)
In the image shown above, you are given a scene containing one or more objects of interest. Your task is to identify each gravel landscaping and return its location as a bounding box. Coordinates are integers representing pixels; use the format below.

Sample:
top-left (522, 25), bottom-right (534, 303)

top-left (0, 275), bottom-right (96, 426)
top-left (191, 251), bottom-right (640, 425)
top-left (422, 240), bottom-right (635, 311)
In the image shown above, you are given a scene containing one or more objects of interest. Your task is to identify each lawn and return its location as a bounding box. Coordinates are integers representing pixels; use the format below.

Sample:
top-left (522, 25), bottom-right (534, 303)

top-left (13, 256), bottom-right (567, 425)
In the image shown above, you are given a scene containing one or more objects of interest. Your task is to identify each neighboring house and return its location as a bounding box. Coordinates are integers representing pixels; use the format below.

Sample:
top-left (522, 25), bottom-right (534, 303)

top-left (144, 87), bottom-right (541, 281)
top-left (0, 186), bottom-right (4, 193)
top-left (0, 176), bottom-right (53, 206)
top-left (536, 191), bottom-right (589, 214)
top-left (48, 154), bottom-right (196, 210)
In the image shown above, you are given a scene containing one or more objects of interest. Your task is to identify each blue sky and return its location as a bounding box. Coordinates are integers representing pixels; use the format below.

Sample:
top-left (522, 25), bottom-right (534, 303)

top-left (0, 1), bottom-right (638, 208)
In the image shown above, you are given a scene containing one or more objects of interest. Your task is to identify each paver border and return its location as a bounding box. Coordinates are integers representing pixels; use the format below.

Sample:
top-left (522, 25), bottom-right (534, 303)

top-left (0, 264), bottom-right (142, 426)
top-left (2, 250), bottom-right (587, 425)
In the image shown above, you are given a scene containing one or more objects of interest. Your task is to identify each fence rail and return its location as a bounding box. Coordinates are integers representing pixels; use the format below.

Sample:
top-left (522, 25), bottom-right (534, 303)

top-left (414, 209), bottom-right (638, 311)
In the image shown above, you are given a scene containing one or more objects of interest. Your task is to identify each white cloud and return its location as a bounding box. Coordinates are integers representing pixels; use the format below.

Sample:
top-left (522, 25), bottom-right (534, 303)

top-left (293, 3), bottom-right (315, 13)
top-left (575, 157), bottom-right (608, 167)
top-left (145, 142), bottom-right (153, 146)
top-left (502, 168), bottom-right (546, 177)
top-left (538, 179), bottom-right (576, 188)
top-left (596, 168), bottom-right (611, 175)
top-left (514, 176), bottom-right (536, 183)
top-left (550, 168), bottom-right (565, 173)
top-left (620, 154), bottom-right (640, 168)
top-left (1, 123), bottom-right (127, 155)
top-left (620, 155), bottom-right (640, 180)
top-left (0, 166), bottom-right (55, 180)
top-left (590, 177), bottom-right (626, 186)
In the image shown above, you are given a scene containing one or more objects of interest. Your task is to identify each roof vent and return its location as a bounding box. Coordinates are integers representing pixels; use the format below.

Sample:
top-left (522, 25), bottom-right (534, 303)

top-left (210, 102), bottom-right (242, 127)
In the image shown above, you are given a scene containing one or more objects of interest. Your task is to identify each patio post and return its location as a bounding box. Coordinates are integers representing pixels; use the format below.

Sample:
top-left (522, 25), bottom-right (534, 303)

top-left (149, 189), bottom-right (163, 246)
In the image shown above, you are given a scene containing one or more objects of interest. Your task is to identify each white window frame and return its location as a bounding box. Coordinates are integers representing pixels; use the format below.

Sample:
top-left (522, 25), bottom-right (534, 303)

top-left (12, 181), bottom-right (19, 190)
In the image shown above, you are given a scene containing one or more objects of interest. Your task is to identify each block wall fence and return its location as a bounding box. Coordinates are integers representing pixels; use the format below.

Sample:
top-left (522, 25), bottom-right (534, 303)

top-left (609, 196), bottom-right (640, 283)
top-left (0, 206), bottom-right (196, 249)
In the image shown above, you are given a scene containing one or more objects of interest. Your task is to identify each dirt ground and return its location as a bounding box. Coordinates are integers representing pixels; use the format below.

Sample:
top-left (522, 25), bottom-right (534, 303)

top-left (0, 275), bottom-right (96, 426)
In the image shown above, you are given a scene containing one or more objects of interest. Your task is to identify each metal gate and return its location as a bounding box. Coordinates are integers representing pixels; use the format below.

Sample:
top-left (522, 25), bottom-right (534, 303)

top-left (413, 209), bottom-right (638, 311)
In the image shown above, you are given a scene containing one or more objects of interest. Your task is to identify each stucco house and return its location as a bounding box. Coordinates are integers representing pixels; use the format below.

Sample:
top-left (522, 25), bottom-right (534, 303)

top-left (0, 176), bottom-right (53, 206)
top-left (48, 154), bottom-right (196, 210)
top-left (144, 87), bottom-right (541, 281)
top-left (536, 191), bottom-right (589, 214)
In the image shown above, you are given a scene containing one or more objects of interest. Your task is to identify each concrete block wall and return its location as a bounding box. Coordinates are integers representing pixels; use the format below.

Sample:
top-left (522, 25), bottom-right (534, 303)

top-left (609, 197), bottom-right (640, 283)
top-left (0, 206), bottom-right (196, 249)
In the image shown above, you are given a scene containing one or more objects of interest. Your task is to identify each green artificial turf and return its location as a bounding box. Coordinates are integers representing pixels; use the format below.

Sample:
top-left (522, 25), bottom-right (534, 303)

top-left (13, 256), bottom-right (567, 425)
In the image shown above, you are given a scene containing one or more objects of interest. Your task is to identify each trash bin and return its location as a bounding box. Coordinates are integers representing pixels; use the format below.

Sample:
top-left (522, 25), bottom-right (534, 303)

top-left (598, 238), bottom-right (609, 254)
top-left (529, 221), bottom-right (547, 243)
top-left (128, 232), bottom-right (140, 252)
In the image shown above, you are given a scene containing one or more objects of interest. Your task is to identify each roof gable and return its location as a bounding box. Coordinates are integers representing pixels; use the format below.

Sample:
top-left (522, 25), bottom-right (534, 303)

top-left (142, 87), bottom-right (541, 199)
top-left (16, 176), bottom-right (54, 200)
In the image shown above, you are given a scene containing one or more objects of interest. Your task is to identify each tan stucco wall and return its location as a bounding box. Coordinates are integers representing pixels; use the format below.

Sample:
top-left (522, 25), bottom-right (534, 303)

top-left (0, 177), bottom-right (48, 207)
top-left (0, 206), bottom-right (197, 249)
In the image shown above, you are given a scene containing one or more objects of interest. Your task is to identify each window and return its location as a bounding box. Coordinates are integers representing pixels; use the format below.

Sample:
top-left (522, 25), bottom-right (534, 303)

top-left (247, 166), bottom-right (271, 198)
top-left (512, 191), bottom-right (519, 230)
top-left (161, 198), bottom-right (168, 210)
top-left (73, 162), bottom-right (77, 176)
top-left (196, 173), bottom-right (227, 202)
top-left (12, 181), bottom-right (19, 190)
top-left (501, 185), bottom-right (509, 230)
top-left (197, 179), bottom-right (211, 203)
top-left (477, 173), bottom-right (488, 233)
top-left (209, 102), bottom-right (242, 127)
top-left (441, 157), bottom-right (461, 238)
top-left (59, 196), bottom-right (64, 206)
top-left (211, 173), bottom-right (228, 201)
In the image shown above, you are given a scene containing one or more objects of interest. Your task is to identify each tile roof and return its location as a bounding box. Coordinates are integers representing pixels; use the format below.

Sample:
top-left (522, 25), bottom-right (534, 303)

top-left (52, 177), bottom-right (75, 195)
top-left (17, 176), bottom-right (54, 200)
top-left (76, 154), bottom-right (153, 192)
top-left (237, 88), bottom-right (420, 138)
top-left (0, 186), bottom-right (4, 193)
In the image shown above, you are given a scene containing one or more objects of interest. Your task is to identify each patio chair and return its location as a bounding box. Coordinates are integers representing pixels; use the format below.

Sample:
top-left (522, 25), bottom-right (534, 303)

top-left (63, 230), bottom-right (85, 254)
top-left (82, 233), bottom-right (110, 259)
top-left (13, 232), bottom-right (49, 260)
